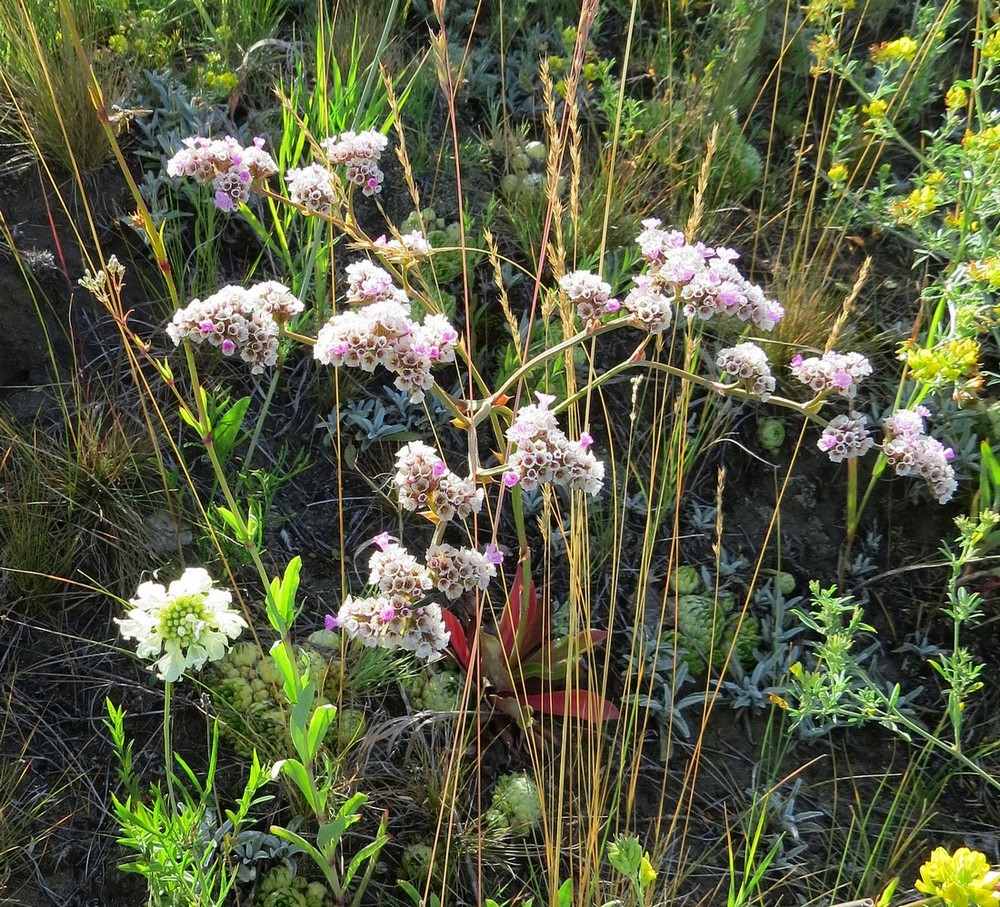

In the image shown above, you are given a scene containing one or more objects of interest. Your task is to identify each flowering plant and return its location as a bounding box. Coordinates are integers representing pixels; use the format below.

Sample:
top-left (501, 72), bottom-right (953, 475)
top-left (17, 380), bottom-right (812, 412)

top-left (915, 847), bottom-right (1000, 907)
top-left (117, 567), bottom-right (246, 683)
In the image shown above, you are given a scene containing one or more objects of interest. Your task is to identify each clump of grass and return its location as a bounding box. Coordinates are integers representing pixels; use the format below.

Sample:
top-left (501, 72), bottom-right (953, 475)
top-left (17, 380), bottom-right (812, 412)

top-left (0, 0), bottom-right (125, 174)
top-left (0, 392), bottom-right (164, 608)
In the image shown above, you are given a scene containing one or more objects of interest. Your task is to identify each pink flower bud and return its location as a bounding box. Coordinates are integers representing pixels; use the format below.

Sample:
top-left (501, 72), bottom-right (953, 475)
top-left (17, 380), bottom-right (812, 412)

top-left (503, 472), bottom-right (520, 488)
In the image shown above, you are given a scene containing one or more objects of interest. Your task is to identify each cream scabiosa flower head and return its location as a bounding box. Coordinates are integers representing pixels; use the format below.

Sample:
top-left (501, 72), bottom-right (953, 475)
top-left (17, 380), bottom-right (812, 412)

top-left (117, 568), bottom-right (246, 682)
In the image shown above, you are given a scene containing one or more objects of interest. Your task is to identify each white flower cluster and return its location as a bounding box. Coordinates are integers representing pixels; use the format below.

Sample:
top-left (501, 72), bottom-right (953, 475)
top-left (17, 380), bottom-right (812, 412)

top-left (789, 350), bottom-right (873, 399)
top-left (313, 263), bottom-right (459, 402)
top-left (369, 542), bottom-right (434, 597)
top-left (393, 440), bottom-right (484, 521)
top-left (285, 163), bottom-right (337, 215)
top-left (503, 393), bottom-right (605, 494)
top-left (321, 130), bottom-right (389, 196)
top-left (335, 592), bottom-right (449, 662)
top-left (344, 260), bottom-right (410, 305)
top-left (716, 342), bottom-right (776, 400)
top-left (622, 276), bottom-right (674, 334)
top-left (425, 543), bottom-right (498, 600)
top-left (166, 136), bottom-right (277, 212)
top-left (817, 412), bottom-right (874, 462)
top-left (373, 230), bottom-right (432, 261)
top-left (166, 281), bottom-right (303, 373)
top-left (882, 407), bottom-right (957, 504)
top-left (117, 567), bottom-right (246, 682)
top-left (558, 269), bottom-right (619, 321)
top-left (632, 218), bottom-right (785, 332)
top-left (330, 535), bottom-right (501, 661)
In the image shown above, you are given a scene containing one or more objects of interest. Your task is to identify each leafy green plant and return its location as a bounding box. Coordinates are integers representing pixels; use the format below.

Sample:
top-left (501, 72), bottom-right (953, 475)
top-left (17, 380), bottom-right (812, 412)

top-left (786, 550), bottom-right (1000, 790)
top-left (264, 559), bottom-right (389, 907)
top-left (105, 700), bottom-right (270, 907)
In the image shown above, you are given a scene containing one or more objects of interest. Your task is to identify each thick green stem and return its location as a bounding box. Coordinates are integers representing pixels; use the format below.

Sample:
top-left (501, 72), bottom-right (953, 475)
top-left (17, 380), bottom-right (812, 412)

top-left (163, 680), bottom-right (177, 814)
top-left (842, 456), bottom-right (860, 582)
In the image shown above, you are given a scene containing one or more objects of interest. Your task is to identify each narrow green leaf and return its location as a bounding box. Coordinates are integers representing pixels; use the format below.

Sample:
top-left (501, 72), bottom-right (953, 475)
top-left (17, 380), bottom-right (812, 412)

top-left (343, 815), bottom-right (388, 887)
top-left (272, 759), bottom-right (318, 813)
top-left (213, 395), bottom-right (251, 458)
top-left (289, 681), bottom-right (317, 759)
top-left (307, 703), bottom-right (337, 759)
top-left (179, 406), bottom-right (203, 434)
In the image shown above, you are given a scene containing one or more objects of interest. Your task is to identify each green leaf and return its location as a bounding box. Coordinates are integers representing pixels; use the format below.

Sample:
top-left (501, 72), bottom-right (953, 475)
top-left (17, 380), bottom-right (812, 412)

top-left (269, 640), bottom-right (298, 696)
top-left (307, 703), bottom-right (337, 759)
top-left (179, 406), bottom-right (204, 435)
top-left (397, 880), bottom-right (440, 907)
top-left (289, 681), bottom-right (318, 758)
top-left (343, 811), bottom-right (388, 887)
top-left (270, 825), bottom-right (325, 870)
top-left (212, 395), bottom-right (251, 461)
top-left (267, 558), bottom-right (303, 634)
top-left (272, 759), bottom-right (318, 813)
top-left (214, 506), bottom-right (245, 540)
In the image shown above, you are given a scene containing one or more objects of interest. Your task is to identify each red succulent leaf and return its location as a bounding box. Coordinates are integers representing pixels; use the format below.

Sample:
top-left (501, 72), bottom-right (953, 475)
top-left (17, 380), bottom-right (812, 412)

top-left (517, 629), bottom-right (611, 682)
top-left (519, 578), bottom-right (543, 654)
top-left (514, 563), bottom-right (543, 654)
top-left (499, 560), bottom-right (542, 655)
top-left (442, 608), bottom-right (470, 672)
top-left (498, 571), bottom-right (520, 655)
top-left (520, 690), bottom-right (620, 723)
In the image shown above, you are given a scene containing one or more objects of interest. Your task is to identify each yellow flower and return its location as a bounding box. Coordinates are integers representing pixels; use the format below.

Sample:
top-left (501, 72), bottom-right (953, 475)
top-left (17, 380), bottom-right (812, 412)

top-left (863, 98), bottom-right (889, 124)
top-left (970, 257), bottom-right (1000, 289)
top-left (945, 84), bottom-right (968, 110)
top-left (890, 185), bottom-right (937, 225)
top-left (915, 847), bottom-right (1000, 907)
top-left (963, 125), bottom-right (1000, 154)
top-left (981, 29), bottom-right (1000, 62)
top-left (803, 0), bottom-right (855, 24)
top-left (810, 34), bottom-right (839, 75)
top-left (828, 161), bottom-right (849, 183)
top-left (872, 36), bottom-right (919, 64)
top-left (900, 338), bottom-right (980, 384)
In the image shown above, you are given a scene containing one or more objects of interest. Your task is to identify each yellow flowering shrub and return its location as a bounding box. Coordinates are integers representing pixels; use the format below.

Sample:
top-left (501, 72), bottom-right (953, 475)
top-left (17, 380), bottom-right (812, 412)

top-left (899, 338), bottom-right (980, 384)
top-left (890, 185), bottom-right (939, 225)
top-left (915, 847), bottom-right (1000, 907)
top-left (872, 36), bottom-right (919, 64)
